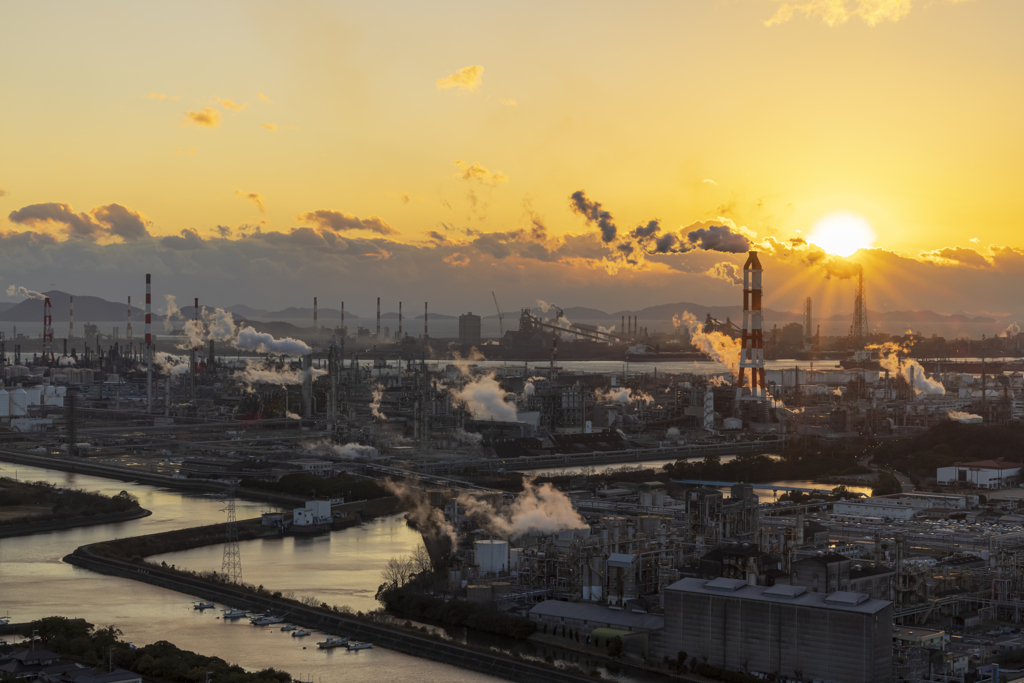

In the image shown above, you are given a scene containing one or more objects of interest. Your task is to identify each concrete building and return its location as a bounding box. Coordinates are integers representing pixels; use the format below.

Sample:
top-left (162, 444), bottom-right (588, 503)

top-left (832, 492), bottom-right (967, 522)
top-left (791, 553), bottom-right (895, 600)
top-left (528, 600), bottom-right (663, 641)
top-left (937, 460), bottom-right (1022, 489)
top-left (661, 577), bottom-right (892, 683)
top-left (292, 500), bottom-right (332, 527)
top-left (286, 459), bottom-right (334, 477)
top-left (458, 313), bottom-right (482, 346)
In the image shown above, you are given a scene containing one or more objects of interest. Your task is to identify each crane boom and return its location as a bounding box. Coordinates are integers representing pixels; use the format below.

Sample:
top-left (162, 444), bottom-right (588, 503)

top-left (492, 291), bottom-right (504, 336)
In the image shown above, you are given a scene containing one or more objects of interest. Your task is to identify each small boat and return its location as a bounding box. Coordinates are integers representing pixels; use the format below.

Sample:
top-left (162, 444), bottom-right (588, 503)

top-left (280, 625), bottom-right (297, 632)
top-left (317, 636), bottom-right (349, 649)
top-left (193, 601), bottom-right (215, 610)
top-left (223, 609), bottom-right (248, 619)
top-left (347, 641), bottom-right (372, 650)
top-left (291, 630), bottom-right (311, 638)
top-left (253, 615), bottom-right (284, 626)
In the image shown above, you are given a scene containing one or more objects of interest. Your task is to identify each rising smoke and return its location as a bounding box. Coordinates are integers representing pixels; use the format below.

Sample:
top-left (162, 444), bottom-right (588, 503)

top-left (153, 351), bottom-right (191, 375)
top-left (595, 387), bottom-right (653, 404)
top-left (370, 384), bottom-right (386, 420)
top-left (5, 285), bottom-right (45, 300)
top-left (384, 478), bottom-right (457, 569)
top-left (676, 311), bottom-right (742, 378)
top-left (163, 294), bottom-right (183, 332)
top-left (947, 410), bottom-right (982, 423)
top-left (453, 374), bottom-right (518, 421)
top-left (457, 476), bottom-right (587, 539)
top-left (869, 341), bottom-right (945, 396)
top-left (301, 438), bottom-right (380, 460)
top-left (453, 428), bottom-right (484, 447)
top-left (235, 326), bottom-right (311, 356)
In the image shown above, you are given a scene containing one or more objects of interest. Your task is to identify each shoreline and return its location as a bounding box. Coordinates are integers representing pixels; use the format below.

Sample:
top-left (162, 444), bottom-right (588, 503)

top-left (0, 506), bottom-right (152, 539)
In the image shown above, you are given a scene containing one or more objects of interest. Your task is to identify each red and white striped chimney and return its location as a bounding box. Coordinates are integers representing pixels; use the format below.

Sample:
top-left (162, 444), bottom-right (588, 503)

top-left (398, 301), bottom-right (402, 337)
top-left (43, 297), bottom-right (54, 362)
top-left (127, 296), bottom-right (133, 344)
top-left (69, 295), bottom-right (74, 340)
top-left (145, 274), bottom-right (152, 346)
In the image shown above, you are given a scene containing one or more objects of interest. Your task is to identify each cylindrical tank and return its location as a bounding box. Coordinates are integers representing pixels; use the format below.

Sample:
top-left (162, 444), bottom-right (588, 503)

top-left (30, 367), bottom-right (45, 377)
top-left (80, 369), bottom-right (95, 383)
top-left (44, 385), bottom-right (56, 396)
top-left (10, 388), bottom-right (28, 416)
top-left (466, 585), bottom-right (492, 604)
top-left (491, 582), bottom-right (512, 601)
top-left (0, 389), bottom-right (9, 417)
top-left (25, 386), bottom-right (43, 406)
top-left (474, 539), bottom-right (510, 574)
top-left (56, 386), bottom-right (67, 396)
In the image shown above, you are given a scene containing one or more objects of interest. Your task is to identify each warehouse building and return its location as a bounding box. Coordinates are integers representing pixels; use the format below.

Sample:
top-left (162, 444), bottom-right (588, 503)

top-left (936, 460), bottom-right (1021, 489)
top-left (660, 577), bottom-right (892, 683)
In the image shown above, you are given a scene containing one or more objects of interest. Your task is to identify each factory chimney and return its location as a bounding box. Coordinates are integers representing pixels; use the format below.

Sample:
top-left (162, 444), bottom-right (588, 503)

top-left (551, 335), bottom-right (558, 380)
top-left (145, 274), bottom-right (152, 412)
top-left (399, 301), bottom-right (402, 338)
top-left (191, 297), bottom-right (198, 401)
top-left (737, 251), bottom-right (766, 401)
top-left (69, 295), bottom-right (74, 342)
top-left (127, 296), bottom-right (133, 348)
top-left (43, 297), bottom-right (54, 364)
top-left (313, 297), bottom-right (318, 332)
top-left (852, 267), bottom-right (868, 347)
top-left (376, 297), bottom-right (381, 338)
top-left (424, 302), bottom-right (428, 338)
top-left (621, 315), bottom-right (625, 337)
top-left (803, 297), bottom-right (812, 350)
top-left (341, 301), bottom-right (344, 334)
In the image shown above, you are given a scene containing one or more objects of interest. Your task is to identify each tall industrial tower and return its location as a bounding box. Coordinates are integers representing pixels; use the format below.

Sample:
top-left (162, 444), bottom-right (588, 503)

top-left (852, 267), bottom-right (868, 346)
top-left (803, 297), bottom-right (813, 349)
top-left (736, 251), bottom-right (766, 401)
top-left (221, 485), bottom-right (242, 584)
top-left (42, 297), bottom-right (55, 364)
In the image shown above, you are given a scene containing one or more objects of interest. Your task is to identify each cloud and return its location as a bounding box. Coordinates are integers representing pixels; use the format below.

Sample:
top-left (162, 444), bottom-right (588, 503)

top-left (919, 246), bottom-right (991, 268)
top-left (705, 261), bottom-right (744, 284)
top-left (0, 188), bottom-right (6, 197)
top-left (453, 160), bottom-right (508, 185)
top-left (702, 179), bottom-right (717, 185)
top-left (764, 0), bottom-right (967, 27)
top-left (183, 108), bottom-right (222, 127)
top-left (236, 190), bottom-right (266, 213)
top-left (216, 97), bottom-right (247, 111)
top-left (399, 192), bottom-right (411, 204)
top-left (261, 123), bottom-right (278, 131)
top-left (147, 92), bottom-right (176, 100)
top-left (160, 228), bottom-right (206, 250)
top-left (8, 201), bottom-right (151, 242)
top-left (258, 93), bottom-right (273, 104)
top-left (296, 209), bottom-right (399, 236)
top-left (500, 98), bottom-right (517, 106)
top-left (443, 252), bottom-right (470, 267)
top-left (569, 191), bottom-right (617, 244)
top-left (436, 65), bottom-right (484, 91)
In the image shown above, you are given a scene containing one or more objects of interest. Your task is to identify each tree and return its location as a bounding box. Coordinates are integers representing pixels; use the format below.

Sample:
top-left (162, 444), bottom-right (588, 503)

top-left (607, 636), bottom-right (623, 657)
top-left (381, 556), bottom-right (414, 588)
top-left (411, 545), bottom-right (432, 575)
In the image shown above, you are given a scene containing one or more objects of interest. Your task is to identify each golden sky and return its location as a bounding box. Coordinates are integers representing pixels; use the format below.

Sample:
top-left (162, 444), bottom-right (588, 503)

top-left (1, 0), bottom-right (1022, 318)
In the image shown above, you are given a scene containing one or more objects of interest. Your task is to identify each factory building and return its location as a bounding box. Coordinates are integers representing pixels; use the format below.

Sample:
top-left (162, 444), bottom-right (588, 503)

top-left (790, 553), bottom-right (895, 600)
top-left (458, 312), bottom-right (482, 346)
top-left (936, 460), bottom-right (1022, 489)
top-left (660, 577), bottom-right (893, 683)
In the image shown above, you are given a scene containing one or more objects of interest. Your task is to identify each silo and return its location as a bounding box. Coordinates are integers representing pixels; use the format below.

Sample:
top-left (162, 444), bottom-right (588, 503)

top-left (25, 386), bottom-right (42, 406)
top-left (474, 539), bottom-right (510, 574)
top-left (0, 389), bottom-right (9, 418)
top-left (10, 388), bottom-right (28, 416)
top-left (466, 584), bottom-right (493, 604)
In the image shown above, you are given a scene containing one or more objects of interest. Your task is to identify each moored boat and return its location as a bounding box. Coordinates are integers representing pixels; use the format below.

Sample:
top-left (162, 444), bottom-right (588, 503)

top-left (291, 630), bottom-right (311, 637)
top-left (317, 636), bottom-right (349, 649)
top-left (346, 641), bottom-right (372, 650)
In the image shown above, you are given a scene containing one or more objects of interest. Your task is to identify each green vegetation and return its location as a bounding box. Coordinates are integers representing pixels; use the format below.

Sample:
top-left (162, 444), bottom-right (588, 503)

top-left (92, 519), bottom-right (269, 561)
top-left (20, 617), bottom-right (291, 683)
top-left (873, 422), bottom-right (1024, 482)
top-left (240, 472), bottom-right (387, 501)
top-left (0, 478), bottom-right (139, 526)
top-left (376, 583), bottom-right (536, 640)
top-left (871, 472), bottom-right (903, 497)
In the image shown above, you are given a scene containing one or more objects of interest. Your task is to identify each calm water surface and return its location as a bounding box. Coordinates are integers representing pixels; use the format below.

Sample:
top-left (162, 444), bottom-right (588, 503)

top-left (0, 461), bottom-right (500, 683)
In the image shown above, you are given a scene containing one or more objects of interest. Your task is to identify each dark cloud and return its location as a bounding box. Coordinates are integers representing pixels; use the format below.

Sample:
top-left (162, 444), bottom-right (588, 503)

top-left (215, 225), bottom-right (233, 238)
top-left (684, 224), bottom-right (750, 253)
top-left (570, 191), bottom-right (617, 243)
top-left (919, 246), bottom-right (991, 268)
top-left (160, 228), bottom-right (206, 250)
top-left (8, 201), bottom-right (151, 242)
top-left (296, 209), bottom-right (398, 236)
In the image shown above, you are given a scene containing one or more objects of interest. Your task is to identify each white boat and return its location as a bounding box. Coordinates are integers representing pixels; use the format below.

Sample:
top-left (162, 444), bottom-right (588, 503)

top-left (253, 615), bottom-right (284, 626)
top-left (291, 630), bottom-right (311, 638)
top-left (317, 636), bottom-right (349, 649)
top-left (223, 609), bottom-right (248, 619)
top-left (347, 641), bottom-right (372, 650)
top-left (193, 601), bottom-right (215, 610)
top-left (280, 625), bottom-right (297, 632)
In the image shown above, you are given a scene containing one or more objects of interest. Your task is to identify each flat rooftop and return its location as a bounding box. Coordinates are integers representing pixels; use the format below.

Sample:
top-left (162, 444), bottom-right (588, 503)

top-left (666, 577), bottom-right (892, 615)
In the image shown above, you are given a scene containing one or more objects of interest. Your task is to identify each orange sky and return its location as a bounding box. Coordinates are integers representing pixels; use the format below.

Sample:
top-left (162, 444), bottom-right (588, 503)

top-left (1, 0), bottom-right (1022, 318)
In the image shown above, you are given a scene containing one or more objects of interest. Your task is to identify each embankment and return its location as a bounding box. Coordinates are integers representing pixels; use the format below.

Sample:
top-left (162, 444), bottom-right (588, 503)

top-left (0, 506), bottom-right (152, 539)
top-left (64, 544), bottom-right (598, 683)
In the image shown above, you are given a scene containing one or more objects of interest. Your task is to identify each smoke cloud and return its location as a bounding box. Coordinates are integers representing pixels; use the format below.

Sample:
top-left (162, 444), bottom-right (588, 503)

top-left (457, 476), bottom-right (587, 539)
top-left (232, 358), bottom-right (305, 388)
top-left (163, 294), bottom-right (183, 332)
top-left (370, 383), bottom-right (386, 420)
top-left (301, 439), bottom-right (380, 460)
top-left (869, 341), bottom-right (945, 396)
top-left (234, 326), bottom-right (311, 356)
top-left (677, 311), bottom-right (742, 377)
top-left (453, 374), bottom-right (518, 421)
top-left (453, 428), bottom-right (484, 447)
top-left (705, 261), bottom-right (743, 285)
top-left (383, 478), bottom-right (457, 568)
top-left (947, 410), bottom-right (982, 423)
top-left (153, 351), bottom-right (190, 376)
top-left (5, 285), bottom-right (45, 300)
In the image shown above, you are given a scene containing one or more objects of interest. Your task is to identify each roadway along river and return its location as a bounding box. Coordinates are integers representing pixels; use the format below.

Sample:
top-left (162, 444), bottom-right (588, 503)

top-left (0, 461), bottom-right (501, 683)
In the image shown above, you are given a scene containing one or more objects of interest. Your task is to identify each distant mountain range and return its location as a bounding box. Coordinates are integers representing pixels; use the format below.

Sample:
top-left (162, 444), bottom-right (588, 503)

top-left (0, 291), bottom-right (1007, 331)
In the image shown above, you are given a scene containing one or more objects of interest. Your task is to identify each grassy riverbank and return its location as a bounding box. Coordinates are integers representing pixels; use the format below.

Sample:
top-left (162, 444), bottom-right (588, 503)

top-left (0, 476), bottom-right (144, 530)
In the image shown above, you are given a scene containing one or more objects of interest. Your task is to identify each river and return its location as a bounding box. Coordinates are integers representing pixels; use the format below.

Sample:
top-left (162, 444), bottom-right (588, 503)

top-left (0, 461), bottom-right (501, 683)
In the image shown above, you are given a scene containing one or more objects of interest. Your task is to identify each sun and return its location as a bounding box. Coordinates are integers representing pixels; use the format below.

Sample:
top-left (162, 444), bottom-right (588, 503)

top-left (807, 212), bottom-right (876, 257)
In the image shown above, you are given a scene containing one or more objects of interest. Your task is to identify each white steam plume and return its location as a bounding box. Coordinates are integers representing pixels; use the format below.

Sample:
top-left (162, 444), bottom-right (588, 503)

top-left (153, 351), bottom-right (190, 375)
top-left (595, 387), bottom-right (653, 404)
top-left (453, 428), bottom-right (484, 447)
top-left (678, 311), bottom-right (741, 377)
top-left (666, 427), bottom-right (681, 441)
top-left (58, 356), bottom-right (77, 367)
top-left (302, 439), bottom-right (380, 460)
top-left (869, 341), bottom-right (945, 396)
top-left (705, 261), bottom-right (743, 285)
top-left (707, 375), bottom-right (729, 387)
top-left (285, 411), bottom-right (301, 420)
top-left (233, 358), bottom-right (304, 388)
top-left (947, 410), bottom-right (982, 423)
top-left (524, 382), bottom-right (536, 396)
top-left (457, 476), bottom-right (587, 539)
top-left (235, 326), bottom-right (311, 356)
top-left (384, 478), bottom-right (458, 566)
top-left (5, 285), bottom-right (45, 300)
top-left (163, 294), bottom-right (183, 331)
top-left (1006, 322), bottom-right (1020, 336)
top-left (370, 383), bottom-right (386, 420)
top-left (453, 374), bottom-right (518, 421)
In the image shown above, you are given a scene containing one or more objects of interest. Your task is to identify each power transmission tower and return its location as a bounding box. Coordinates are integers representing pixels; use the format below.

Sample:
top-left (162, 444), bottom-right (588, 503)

top-left (221, 485), bottom-right (242, 584)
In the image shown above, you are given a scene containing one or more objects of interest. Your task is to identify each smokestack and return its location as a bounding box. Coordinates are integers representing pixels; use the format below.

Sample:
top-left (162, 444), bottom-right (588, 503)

top-left (146, 274), bottom-right (152, 413)
top-left (399, 301), bottom-right (402, 338)
top-left (621, 315), bottom-right (625, 337)
top-left (43, 297), bottom-right (54, 364)
top-left (376, 297), bottom-right (381, 338)
top-left (313, 297), bottom-right (318, 331)
top-left (852, 268), bottom-right (867, 346)
top-left (127, 296), bottom-right (132, 347)
top-left (424, 302), bottom-right (428, 338)
top-left (341, 301), bottom-right (344, 333)
top-left (737, 251), bottom-right (766, 402)
top-left (551, 335), bottom-right (558, 380)
top-left (191, 297), bottom-right (198, 401)
top-left (69, 295), bottom-right (74, 342)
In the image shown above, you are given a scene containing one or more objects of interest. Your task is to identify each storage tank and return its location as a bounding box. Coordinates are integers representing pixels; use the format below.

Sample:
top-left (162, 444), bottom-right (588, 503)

top-left (491, 582), bottom-right (512, 602)
top-left (0, 389), bottom-right (9, 418)
top-left (47, 396), bottom-right (64, 408)
top-left (56, 386), bottom-right (67, 396)
top-left (474, 539), bottom-right (510, 574)
top-left (10, 388), bottom-right (28, 416)
top-left (80, 369), bottom-right (95, 383)
top-left (25, 386), bottom-right (43, 406)
top-left (466, 584), bottom-right (492, 604)
top-left (44, 385), bottom-right (56, 396)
